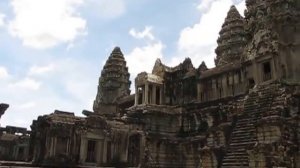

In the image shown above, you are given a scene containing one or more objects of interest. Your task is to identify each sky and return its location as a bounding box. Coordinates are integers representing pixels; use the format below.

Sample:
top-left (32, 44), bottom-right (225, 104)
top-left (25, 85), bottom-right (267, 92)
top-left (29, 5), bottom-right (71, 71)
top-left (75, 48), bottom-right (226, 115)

top-left (0, 0), bottom-right (246, 129)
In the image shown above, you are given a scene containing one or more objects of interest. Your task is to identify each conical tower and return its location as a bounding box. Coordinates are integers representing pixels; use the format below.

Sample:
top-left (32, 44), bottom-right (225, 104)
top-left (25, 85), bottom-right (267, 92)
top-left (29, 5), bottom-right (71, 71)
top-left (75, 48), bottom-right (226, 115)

top-left (93, 47), bottom-right (131, 114)
top-left (215, 5), bottom-right (246, 66)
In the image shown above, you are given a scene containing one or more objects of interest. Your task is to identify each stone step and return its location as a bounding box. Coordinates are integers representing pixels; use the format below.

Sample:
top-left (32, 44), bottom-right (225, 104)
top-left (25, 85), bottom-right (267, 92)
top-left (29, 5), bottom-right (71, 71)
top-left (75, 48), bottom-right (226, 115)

top-left (231, 136), bottom-right (256, 141)
top-left (237, 118), bottom-right (256, 122)
top-left (222, 158), bottom-right (248, 163)
top-left (235, 122), bottom-right (256, 126)
top-left (231, 138), bottom-right (255, 143)
top-left (232, 129), bottom-right (254, 134)
top-left (230, 141), bottom-right (255, 147)
top-left (232, 133), bottom-right (255, 138)
top-left (221, 162), bottom-right (248, 167)
top-left (222, 166), bottom-right (249, 168)
top-left (225, 152), bottom-right (248, 157)
top-left (235, 122), bottom-right (255, 126)
top-left (232, 130), bottom-right (255, 134)
top-left (231, 135), bottom-right (254, 140)
top-left (234, 124), bottom-right (255, 128)
top-left (226, 153), bottom-right (247, 158)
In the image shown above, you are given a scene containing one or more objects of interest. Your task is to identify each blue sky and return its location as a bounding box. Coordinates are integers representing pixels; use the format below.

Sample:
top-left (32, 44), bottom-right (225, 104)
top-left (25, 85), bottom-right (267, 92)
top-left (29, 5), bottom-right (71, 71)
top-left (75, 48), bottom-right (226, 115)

top-left (0, 0), bottom-right (245, 129)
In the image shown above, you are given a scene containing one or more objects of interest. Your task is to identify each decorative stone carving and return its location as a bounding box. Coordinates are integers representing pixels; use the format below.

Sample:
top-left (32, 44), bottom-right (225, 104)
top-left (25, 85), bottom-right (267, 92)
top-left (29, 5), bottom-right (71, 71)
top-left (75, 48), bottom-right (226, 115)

top-left (93, 47), bottom-right (131, 114)
top-left (215, 5), bottom-right (246, 66)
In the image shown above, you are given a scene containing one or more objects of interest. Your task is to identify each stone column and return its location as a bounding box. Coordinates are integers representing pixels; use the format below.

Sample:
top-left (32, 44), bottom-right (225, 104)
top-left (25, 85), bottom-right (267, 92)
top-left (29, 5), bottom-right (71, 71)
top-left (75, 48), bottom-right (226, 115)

top-left (145, 83), bottom-right (149, 104)
top-left (49, 137), bottom-right (53, 156)
top-left (142, 86), bottom-right (145, 104)
top-left (152, 85), bottom-right (156, 104)
top-left (253, 61), bottom-right (260, 84)
top-left (79, 137), bottom-right (87, 164)
top-left (140, 134), bottom-right (146, 166)
top-left (135, 86), bottom-right (139, 105)
top-left (53, 137), bottom-right (57, 156)
top-left (102, 139), bottom-right (107, 163)
top-left (271, 59), bottom-right (277, 80)
top-left (159, 86), bottom-right (163, 105)
top-left (67, 138), bottom-right (70, 154)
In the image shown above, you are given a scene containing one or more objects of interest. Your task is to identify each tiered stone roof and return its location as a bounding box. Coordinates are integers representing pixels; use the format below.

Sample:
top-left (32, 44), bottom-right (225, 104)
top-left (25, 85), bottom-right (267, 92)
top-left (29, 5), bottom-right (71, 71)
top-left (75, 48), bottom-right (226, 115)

top-left (93, 47), bottom-right (131, 113)
top-left (215, 5), bottom-right (246, 66)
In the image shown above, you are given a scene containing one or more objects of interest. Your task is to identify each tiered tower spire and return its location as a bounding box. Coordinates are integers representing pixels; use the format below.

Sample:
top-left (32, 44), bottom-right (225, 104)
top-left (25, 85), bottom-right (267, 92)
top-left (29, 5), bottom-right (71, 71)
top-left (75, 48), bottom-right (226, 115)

top-left (215, 5), bottom-right (246, 66)
top-left (93, 47), bottom-right (131, 114)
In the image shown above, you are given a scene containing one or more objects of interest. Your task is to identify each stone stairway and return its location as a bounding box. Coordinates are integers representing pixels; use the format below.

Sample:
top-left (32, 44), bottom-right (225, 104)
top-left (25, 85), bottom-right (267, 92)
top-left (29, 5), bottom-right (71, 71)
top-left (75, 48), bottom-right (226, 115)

top-left (221, 84), bottom-right (278, 168)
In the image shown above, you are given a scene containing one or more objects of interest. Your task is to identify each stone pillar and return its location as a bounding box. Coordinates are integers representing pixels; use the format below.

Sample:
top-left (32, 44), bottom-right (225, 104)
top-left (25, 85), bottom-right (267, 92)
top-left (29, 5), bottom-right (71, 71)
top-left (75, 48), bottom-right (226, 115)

top-left (159, 86), bottom-right (163, 105)
top-left (102, 139), bottom-right (107, 163)
top-left (53, 137), bottom-right (57, 156)
top-left (49, 137), bottom-right (53, 156)
top-left (145, 83), bottom-right (149, 104)
top-left (135, 86), bottom-right (139, 106)
top-left (140, 134), bottom-right (146, 166)
top-left (152, 85), bottom-right (156, 104)
top-left (271, 59), bottom-right (277, 80)
top-left (253, 61), bottom-right (260, 84)
top-left (79, 137), bottom-right (87, 163)
top-left (67, 139), bottom-right (70, 154)
top-left (142, 86), bottom-right (145, 104)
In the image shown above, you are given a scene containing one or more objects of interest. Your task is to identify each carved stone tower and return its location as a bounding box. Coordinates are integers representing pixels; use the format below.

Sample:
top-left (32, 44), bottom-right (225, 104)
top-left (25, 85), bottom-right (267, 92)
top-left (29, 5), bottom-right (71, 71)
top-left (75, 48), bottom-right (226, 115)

top-left (93, 47), bottom-right (131, 115)
top-left (215, 5), bottom-right (246, 66)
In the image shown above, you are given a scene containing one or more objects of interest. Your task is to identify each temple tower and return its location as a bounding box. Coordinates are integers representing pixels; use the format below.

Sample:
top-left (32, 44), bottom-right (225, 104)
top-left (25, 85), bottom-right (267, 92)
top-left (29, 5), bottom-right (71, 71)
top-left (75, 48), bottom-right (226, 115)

top-left (242, 0), bottom-right (300, 83)
top-left (93, 47), bottom-right (131, 115)
top-left (215, 5), bottom-right (246, 66)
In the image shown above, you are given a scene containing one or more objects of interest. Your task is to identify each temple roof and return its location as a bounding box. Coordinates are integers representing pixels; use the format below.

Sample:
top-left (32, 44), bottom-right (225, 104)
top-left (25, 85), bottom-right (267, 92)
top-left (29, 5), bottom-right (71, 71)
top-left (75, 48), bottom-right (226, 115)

top-left (136, 72), bottom-right (164, 85)
top-left (200, 62), bottom-right (241, 79)
top-left (45, 110), bottom-right (84, 125)
top-left (215, 5), bottom-right (246, 66)
top-left (152, 58), bottom-right (194, 74)
top-left (198, 61), bottom-right (208, 72)
top-left (127, 104), bottom-right (182, 115)
top-left (94, 47), bottom-right (131, 113)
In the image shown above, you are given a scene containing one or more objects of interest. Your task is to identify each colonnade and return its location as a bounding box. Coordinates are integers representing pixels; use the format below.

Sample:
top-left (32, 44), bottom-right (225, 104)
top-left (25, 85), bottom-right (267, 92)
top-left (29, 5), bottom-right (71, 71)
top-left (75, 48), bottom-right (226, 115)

top-left (135, 82), bottom-right (163, 105)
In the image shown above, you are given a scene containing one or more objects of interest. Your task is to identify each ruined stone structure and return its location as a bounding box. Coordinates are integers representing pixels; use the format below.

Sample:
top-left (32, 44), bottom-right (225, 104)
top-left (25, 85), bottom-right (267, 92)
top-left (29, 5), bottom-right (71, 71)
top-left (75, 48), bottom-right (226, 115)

top-left (93, 47), bottom-right (131, 116)
top-left (0, 126), bottom-right (30, 161)
top-left (25, 0), bottom-right (300, 167)
top-left (0, 104), bottom-right (30, 162)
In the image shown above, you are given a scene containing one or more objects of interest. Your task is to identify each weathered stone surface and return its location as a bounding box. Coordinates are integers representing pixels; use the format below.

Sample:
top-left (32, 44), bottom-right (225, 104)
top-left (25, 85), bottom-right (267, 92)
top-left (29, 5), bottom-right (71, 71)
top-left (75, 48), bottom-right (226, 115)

top-left (2, 1), bottom-right (299, 168)
top-left (215, 5), bottom-right (246, 66)
top-left (93, 47), bottom-right (131, 115)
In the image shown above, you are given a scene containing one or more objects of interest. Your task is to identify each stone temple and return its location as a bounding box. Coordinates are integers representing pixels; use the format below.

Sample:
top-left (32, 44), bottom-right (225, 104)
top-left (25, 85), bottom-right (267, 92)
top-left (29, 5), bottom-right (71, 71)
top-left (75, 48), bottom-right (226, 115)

top-left (1, 0), bottom-right (300, 167)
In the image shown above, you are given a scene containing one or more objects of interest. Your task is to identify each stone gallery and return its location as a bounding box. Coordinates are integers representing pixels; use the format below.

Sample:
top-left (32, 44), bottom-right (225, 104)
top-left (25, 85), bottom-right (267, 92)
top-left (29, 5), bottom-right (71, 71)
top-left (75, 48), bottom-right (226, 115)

top-left (1, 0), bottom-right (300, 167)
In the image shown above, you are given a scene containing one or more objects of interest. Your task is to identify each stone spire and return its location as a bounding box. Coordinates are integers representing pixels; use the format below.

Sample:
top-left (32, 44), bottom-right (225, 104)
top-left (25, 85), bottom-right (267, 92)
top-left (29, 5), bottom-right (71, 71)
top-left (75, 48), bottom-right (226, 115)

top-left (198, 61), bottom-right (208, 72)
top-left (215, 5), bottom-right (246, 66)
top-left (93, 47), bottom-right (131, 114)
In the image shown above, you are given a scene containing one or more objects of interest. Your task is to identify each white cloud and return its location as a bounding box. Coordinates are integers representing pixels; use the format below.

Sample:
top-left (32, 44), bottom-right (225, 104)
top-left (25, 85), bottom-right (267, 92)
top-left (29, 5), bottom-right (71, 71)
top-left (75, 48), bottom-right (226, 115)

top-left (87, 0), bottom-right (126, 19)
top-left (126, 27), bottom-right (165, 91)
top-left (1, 58), bottom-right (97, 129)
top-left (0, 13), bottom-right (5, 27)
top-left (177, 0), bottom-right (246, 68)
top-left (0, 66), bottom-right (9, 79)
top-left (17, 102), bottom-right (36, 110)
top-left (197, 0), bottom-right (215, 12)
top-left (28, 64), bottom-right (55, 75)
top-left (9, 78), bottom-right (41, 90)
top-left (129, 26), bottom-right (155, 41)
top-left (236, 0), bottom-right (246, 16)
top-left (126, 42), bottom-right (164, 79)
top-left (8, 0), bottom-right (86, 49)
